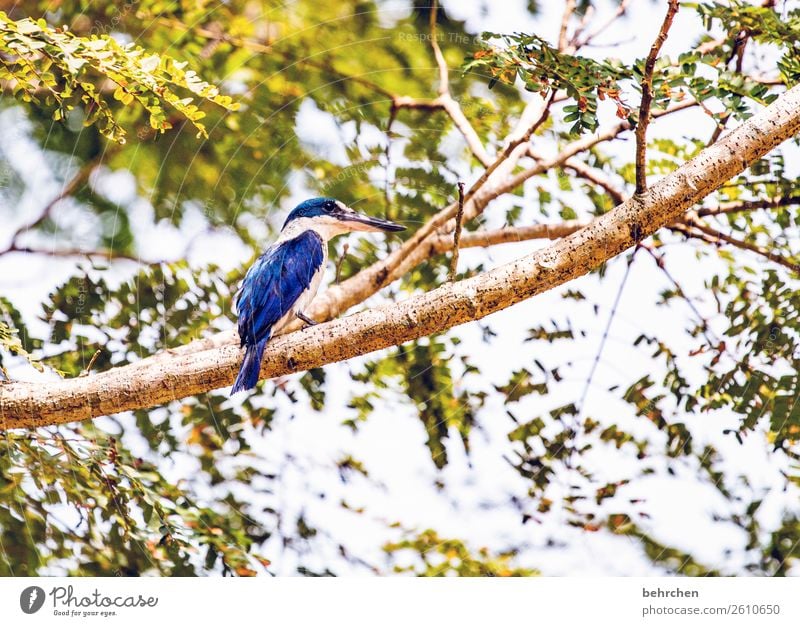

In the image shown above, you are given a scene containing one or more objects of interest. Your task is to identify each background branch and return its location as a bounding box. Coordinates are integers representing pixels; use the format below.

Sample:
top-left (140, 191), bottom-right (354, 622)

top-left (682, 212), bottom-right (800, 273)
top-left (2, 154), bottom-right (105, 254)
top-left (634, 0), bottom-right (680, 194)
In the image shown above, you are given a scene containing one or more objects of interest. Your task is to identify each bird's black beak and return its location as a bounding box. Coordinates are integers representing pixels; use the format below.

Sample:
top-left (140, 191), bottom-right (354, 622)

top-left (337, 207), bottom-right (406, 233)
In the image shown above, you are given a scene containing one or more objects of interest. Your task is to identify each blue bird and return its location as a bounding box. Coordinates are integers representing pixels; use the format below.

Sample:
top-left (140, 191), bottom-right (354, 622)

top-left (231, 197), bottom-right (405, 394)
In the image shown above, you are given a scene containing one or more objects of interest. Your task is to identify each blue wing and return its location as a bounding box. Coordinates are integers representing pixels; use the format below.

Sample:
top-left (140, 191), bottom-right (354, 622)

top-left (235, 230), bottom-right (325, 346)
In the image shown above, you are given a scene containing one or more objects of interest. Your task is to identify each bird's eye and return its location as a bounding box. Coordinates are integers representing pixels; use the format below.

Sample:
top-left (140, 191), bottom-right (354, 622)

top-left (323, 203), bottom-right (334, 213)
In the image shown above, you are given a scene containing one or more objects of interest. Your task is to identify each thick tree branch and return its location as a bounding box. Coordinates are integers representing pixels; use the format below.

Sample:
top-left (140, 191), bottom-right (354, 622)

top-left (4, 84), bottom-right (800, 428)
top-left (635, 0), bottom-right (679, 194)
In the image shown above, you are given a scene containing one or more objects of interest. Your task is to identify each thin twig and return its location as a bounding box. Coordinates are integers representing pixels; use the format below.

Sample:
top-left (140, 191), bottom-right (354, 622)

top-left (639, 243), bottom-right (720, 346)
top-left (697, 196), bottom-right (800, 216)
top-left (682, 212), bottom-right (800, 274)
top-left (528, 145), bottom-right (627, 204)
top-left (392, 95), bottom-right (492, 166)
top-left (559, 0), bottom-right (578, 52)
top-left (79, 350), bottom-right (102, 377)
top-left (567, 247), bottom-right (639, 469)
top-left (506, 99), bottom-right (696, 197)
top-left (560, 157), bottom-right (627, 205)
top-left (449, 182), bottom-right (465, 281)
top-left (3, 154), bottom-right (105, 253)
top-left (384, 102), bottom-right (398, 213)
top-left (335, 243), bottom-right (349, 285)
top-left (429, 0), bottom-right (449, 96)
top-left (0, 245), bottom-right (141, 262)
top-left (568, 5), bottom-right (595, 51)
top-left (709, 29), bottom-right (750, 144)
top-left (432, 220), bottom-right (589, 253)
top-left (573, 0), bottom-right (632, 50)
top-left (579, 249), bottom-right (638, 414)
top-left (635, 0), bottom-right (680, 194)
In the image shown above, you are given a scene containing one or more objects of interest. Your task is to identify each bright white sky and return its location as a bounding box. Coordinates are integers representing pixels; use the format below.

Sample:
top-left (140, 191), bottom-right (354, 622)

top-left (1, 0), bottom-right (799, 576)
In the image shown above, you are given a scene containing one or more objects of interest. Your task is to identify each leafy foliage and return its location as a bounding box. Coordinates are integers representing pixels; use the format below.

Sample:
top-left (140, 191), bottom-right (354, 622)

top-left (696, 1), bottom-right (800, 84)
top-left (384, 529), bottom-right (538, 576)
top-left (465, 32), bottom-right (633, 133)
top-left (0, 13), bottom-right (238, 142)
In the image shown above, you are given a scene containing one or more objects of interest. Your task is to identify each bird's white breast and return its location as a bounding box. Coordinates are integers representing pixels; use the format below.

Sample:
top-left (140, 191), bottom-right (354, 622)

top-left (272, 243), bottom-right (328, 332)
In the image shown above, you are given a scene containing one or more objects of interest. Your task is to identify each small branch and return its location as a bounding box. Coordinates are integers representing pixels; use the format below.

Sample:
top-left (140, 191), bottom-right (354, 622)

top-left (3, 154), bottom-right (104, 253)
top-left (0, 245), bottom-right (143, 262)
top-left (697, 196), bottom-right (800, 217)
top-left (709, 30), bottom-right (750, 144)
top-left (639, 244), bottom-right (720, 346)
top-left (559, 0), bottom-right (578, 52)
top-left (429, 0), bottom-right (449, 96)
top-left (365, 93), bottom-right (556, 302)
top-left (568, 5), bottom-right (594, 51)
top-left (682, 212), bottom-right (800, 274)
top-left (392, 95), bottom-right (492, 167)
top-left (528, 144), bottom-right (627, 204)
top-left (573, 0), bottom-right (632, 50)
top-left (433, 221), bottom-right (589, 252)
top-left (449, 182), bottom-right (466, 281)
top-left (669, 222), bottom-right (719, 246)
top-left (635, 0), bottom-right (680, 194)
top-left (505, 99), bottom-right (695, 199)
top-left (750, 75), bottom-right (785, 86)
top-left (503, 120), bottom-right (629, 195)
top-left (556, 154), bottom-right (627, 205)
top-left (335, 243), bottom-right (349, 285)
top-left (79, 350), bottom-right (102, 377)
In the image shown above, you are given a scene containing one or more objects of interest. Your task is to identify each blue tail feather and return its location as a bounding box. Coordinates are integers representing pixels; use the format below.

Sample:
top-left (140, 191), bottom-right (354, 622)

top-left (231, 339), bottom-right (268, 394)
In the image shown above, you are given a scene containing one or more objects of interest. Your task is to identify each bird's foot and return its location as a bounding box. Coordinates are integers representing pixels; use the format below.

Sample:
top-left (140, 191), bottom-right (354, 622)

top-left (296, 311), bottom-right (319, 328)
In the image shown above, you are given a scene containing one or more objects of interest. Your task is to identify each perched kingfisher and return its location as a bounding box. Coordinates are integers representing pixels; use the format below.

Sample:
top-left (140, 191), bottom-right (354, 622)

top-left (231, 197), bottom-right (405, 394)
